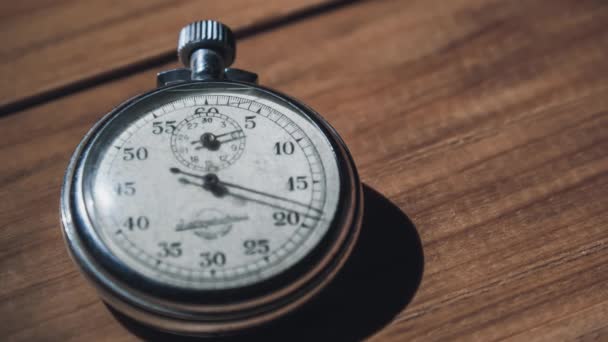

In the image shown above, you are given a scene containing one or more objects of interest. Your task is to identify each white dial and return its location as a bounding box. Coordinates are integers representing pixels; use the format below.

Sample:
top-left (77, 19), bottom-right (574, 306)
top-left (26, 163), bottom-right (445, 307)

top-left (85, 89), bottom-right (341, 290)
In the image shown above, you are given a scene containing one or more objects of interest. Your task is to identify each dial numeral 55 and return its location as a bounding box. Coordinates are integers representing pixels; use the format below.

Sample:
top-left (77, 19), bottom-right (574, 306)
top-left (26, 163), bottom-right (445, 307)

top-left (151, 121), bottom-right (176, 135)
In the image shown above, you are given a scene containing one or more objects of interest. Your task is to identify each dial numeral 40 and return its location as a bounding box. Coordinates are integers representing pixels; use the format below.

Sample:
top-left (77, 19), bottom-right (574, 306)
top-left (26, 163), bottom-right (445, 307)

top-left (123, 216), bottom-right (149, 231)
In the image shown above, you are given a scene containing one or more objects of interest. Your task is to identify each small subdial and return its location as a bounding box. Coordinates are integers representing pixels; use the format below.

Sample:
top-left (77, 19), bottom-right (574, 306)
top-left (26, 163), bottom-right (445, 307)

top-left (170, 110), bottom-right (246, 171)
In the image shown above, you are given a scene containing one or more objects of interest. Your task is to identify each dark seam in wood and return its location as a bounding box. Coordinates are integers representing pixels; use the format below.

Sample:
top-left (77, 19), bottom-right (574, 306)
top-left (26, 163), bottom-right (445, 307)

top-left (0, 1), bottom-right (182, 60)
top-left (0, 0), bottom-right (362, 117)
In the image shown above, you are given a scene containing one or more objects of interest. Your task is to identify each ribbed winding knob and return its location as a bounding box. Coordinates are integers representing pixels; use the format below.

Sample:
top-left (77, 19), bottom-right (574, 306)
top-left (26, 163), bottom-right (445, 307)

top-left (178, 20), bottom-right (236, 67)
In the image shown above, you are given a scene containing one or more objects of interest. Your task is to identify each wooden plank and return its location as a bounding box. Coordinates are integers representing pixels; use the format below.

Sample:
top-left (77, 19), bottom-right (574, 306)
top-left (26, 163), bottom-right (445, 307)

top-left (2, 0), bottom-right (608, 340)
top-left (0, 0), bottom-right (338, 112)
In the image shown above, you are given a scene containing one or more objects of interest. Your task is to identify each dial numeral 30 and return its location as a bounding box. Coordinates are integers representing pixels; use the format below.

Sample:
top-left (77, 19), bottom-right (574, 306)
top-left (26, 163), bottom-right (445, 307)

top-left (200, 252), bottom-right (226, 267)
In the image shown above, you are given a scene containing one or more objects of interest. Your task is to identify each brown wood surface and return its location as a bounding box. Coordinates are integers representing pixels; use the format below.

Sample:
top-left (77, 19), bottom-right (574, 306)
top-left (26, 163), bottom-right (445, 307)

top-left (0, 0), bottom-right (336, 111)
top-left (2, 0), bottom-right (608, 340)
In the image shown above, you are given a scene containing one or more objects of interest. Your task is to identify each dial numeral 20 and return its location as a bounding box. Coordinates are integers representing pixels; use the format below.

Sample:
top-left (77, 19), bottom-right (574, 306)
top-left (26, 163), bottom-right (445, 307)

top-left (273, 211), bottom-right (300, 226)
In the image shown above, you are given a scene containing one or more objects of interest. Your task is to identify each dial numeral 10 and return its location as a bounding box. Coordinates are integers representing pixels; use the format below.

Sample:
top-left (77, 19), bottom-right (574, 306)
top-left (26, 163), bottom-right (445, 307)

top-left (274, 141), bottom-right (295, 155)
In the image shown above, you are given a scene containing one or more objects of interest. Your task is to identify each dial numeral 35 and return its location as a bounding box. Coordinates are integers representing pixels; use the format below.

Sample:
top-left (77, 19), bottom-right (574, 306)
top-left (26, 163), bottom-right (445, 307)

top-left (158, 242), bottom-right (182, 258)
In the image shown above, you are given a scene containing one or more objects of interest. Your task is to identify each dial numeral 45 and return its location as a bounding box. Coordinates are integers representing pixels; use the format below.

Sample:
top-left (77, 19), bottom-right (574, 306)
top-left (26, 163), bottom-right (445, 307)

top-left (115, 182), bottom-right (136, 196)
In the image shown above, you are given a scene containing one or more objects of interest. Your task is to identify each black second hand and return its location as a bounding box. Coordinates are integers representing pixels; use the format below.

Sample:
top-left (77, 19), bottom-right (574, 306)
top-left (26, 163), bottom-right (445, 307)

top-left (171, 168), bottom-right (323, 214)
top-left (177, 177), bottom-right (321, 221)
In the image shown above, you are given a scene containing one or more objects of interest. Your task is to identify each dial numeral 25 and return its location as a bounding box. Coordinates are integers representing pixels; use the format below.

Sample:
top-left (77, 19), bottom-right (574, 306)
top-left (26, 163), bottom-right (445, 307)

top-left (115, 182), bottom-right (136, 196)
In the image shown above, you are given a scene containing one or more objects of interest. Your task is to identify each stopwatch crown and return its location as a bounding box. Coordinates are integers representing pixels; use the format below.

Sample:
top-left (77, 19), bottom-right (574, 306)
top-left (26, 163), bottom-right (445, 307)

top-left (178, 20), bottom-right (236, 68)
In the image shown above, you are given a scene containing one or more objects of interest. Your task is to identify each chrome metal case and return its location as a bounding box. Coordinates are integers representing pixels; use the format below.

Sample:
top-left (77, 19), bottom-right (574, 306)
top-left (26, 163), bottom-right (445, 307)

top-left (60, 79), bottom-right (363, 335)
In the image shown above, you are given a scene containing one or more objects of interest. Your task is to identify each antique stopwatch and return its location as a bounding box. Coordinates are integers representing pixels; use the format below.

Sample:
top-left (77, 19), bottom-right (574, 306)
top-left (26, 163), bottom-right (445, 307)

top-left (60, 20), bottom-right (363, 336)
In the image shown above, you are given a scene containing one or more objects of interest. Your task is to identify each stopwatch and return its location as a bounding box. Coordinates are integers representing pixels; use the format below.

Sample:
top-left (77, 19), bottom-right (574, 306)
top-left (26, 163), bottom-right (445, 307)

top-left (60, 20), bottom-right (363, 336)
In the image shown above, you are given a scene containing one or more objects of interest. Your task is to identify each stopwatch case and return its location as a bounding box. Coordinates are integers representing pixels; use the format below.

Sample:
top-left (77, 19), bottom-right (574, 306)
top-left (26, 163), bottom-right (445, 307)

top-left (60, 80), bottom-right (363, 335)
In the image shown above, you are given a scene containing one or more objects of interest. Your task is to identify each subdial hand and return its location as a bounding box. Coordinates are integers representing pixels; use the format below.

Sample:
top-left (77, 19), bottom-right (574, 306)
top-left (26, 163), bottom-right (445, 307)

top-left (170, 168), bottom-right (323, 218)
top-left (191, 130), bottom-right (245, 151)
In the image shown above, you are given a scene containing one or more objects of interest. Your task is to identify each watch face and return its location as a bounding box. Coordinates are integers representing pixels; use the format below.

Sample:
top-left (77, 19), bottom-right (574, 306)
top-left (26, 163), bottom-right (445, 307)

top-left (77, 82), bottom-right (343, 291)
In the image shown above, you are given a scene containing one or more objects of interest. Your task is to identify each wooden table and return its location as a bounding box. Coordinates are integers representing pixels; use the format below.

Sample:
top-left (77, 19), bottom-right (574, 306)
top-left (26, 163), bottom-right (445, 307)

top-left (2, 0), bottom-right (608, 340)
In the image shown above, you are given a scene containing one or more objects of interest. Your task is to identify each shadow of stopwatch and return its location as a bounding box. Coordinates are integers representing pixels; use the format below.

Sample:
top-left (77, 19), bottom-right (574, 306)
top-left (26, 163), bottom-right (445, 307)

top-left (109, 184), bottom-right (424, 342)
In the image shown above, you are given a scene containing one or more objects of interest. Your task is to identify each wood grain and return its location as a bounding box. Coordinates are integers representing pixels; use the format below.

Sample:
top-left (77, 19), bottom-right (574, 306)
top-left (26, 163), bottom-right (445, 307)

top-left (0, 0), bottom-right (337, 111)
top-left (2, 0), bottom-right (608, 340)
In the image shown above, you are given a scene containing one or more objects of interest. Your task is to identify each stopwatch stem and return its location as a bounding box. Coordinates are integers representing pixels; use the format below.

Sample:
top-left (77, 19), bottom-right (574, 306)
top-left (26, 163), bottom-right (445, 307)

top-left (190, 49), bottom-right (225, 80)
